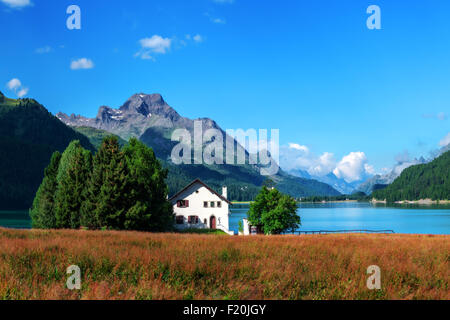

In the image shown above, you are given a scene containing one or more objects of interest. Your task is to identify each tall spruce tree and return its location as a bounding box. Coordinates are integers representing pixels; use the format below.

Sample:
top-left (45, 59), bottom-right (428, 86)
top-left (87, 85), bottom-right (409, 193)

top-left (82, 136), bottom-right (131, 230)
top-left (54, 141), bottom-right (92, 229)
top-left (123, 138), bottom-right (174, 231)
top-left (30, 151), bottom-right (61, 229)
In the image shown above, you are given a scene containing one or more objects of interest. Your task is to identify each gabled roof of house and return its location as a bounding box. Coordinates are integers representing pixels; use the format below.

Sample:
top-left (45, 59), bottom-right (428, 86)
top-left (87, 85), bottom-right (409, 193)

top-left (169, 178), bottom-right (232, 205)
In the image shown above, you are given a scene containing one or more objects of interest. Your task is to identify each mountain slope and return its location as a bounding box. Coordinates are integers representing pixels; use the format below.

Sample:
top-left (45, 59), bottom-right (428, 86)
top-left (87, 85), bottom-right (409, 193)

top-left (372, 151), bottom-right (450, 201)
top-left (73, 126), bottom-right (127, 149)
top-left (356, 157), bottom-right (428, 195)
top-left (0, 92), bottom-right (95, 210)
top-left (57, 93), bottom-right (340, 199)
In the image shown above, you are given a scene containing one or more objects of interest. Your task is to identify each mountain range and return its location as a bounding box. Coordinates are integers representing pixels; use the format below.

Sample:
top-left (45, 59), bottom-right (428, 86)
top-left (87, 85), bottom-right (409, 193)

top-left (287, 168), bottom-right (362, 195)
top-left (0, 92), bottom-right (340, 209)
top-left (355, 143), bottom-right (450, 195)
top-left (354, 157), bottom-right (428, 195)
top-left (290, 150), bottom-right (449, 195)
top-left (57, 93), bottom-right (341, 200)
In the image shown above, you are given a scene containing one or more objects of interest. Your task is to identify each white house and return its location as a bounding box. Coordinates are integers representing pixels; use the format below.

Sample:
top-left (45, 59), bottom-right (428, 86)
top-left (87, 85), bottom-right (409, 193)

top-left (169, 179), bottom-right (234, 235)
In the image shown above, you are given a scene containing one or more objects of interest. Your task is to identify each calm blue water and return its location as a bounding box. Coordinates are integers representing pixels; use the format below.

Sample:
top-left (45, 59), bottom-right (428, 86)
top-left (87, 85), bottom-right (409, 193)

top-left (0, 211), bottom-right (32, 229)
top-left (229, 202), bottom-right (450, 235)
top-left (2, 203), bottom-right (450, 234)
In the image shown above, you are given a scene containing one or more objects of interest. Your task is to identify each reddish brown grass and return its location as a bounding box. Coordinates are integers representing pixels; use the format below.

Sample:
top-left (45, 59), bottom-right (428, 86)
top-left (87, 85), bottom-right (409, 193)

top-left (0, 228), bottom-right (448, 300)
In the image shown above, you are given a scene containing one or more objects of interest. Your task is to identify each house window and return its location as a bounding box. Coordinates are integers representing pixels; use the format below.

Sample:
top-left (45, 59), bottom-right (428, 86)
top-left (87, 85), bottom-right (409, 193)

top-left (217, 201), bottom-right (222, 208)
top-left (203, 201), bottom-right (208, 208)
top-left (175, 216), bottom-right (184, 225)
top-left (188, 216), bottom-right (199, 224)
top-left (210, 201), bottom-right (215, 208)
top-left (203, 218), bottom-right (207, 225)
top-left (177, 200), bottom-right (189, 208)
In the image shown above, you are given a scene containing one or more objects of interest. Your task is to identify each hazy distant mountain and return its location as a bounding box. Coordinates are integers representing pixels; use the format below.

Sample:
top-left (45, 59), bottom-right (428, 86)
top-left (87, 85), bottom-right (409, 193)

top-left (288, 169), bottom-right (359, 195)
top-left (314, 173), bottom-right (362, 195)
top-left (372, 151), bottom-right (450, 201)
top-left (356, 157), bottom-right (428, 195)
top-left (57, 93), bottom-right (340, 199)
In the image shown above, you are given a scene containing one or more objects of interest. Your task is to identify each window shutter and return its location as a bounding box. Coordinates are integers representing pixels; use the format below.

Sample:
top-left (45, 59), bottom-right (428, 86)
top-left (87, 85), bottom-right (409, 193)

top-left (177, 201), bottom-right (181, 208)
top-left (185, 200), bottom-right (189, 207)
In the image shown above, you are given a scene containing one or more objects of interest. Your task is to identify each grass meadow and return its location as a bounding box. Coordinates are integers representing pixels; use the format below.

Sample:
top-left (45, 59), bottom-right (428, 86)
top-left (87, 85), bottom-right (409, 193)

top-left (0, 228), bottom-right (448, 300)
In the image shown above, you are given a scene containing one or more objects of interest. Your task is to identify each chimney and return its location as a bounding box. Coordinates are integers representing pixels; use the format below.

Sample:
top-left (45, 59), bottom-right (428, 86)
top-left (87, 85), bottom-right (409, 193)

top-left (222, 186), bottom-right (227, 199)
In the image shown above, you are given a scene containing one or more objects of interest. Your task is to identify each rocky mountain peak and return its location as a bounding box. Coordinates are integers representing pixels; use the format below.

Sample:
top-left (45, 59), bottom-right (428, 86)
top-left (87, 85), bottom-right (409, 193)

top-left (119, 93), bottom-right (168, 116)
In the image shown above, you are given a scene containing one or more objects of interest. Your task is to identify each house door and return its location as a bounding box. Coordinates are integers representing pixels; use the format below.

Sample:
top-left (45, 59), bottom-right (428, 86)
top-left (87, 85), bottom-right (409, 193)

top-left (210, 216), bottom-right (216, 230)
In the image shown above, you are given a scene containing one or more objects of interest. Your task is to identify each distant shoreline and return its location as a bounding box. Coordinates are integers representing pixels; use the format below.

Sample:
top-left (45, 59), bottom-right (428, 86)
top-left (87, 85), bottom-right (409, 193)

top-left (298, 200), bottom-right (361, 204)
top-left (232, 199), bottom-right (450, 205)
top-left (371, 199), bottom-right (450, 205)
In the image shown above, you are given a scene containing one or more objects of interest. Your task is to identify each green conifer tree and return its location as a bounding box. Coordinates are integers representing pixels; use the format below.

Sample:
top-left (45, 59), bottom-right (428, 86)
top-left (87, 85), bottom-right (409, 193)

top-left (123, 138), bottom-right (173, 231)
top-left (54, 141), bottom-right (91, 229)
top-left (82, 136), bottom-right (131, 230)
top-left (30, 151), bottom-right (61, 228)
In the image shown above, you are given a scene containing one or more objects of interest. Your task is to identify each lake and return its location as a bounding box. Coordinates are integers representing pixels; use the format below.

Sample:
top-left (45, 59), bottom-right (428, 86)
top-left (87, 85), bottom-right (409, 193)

top-left (229, 202), bottom-right (450, 235)
top-left (2, 202), bottom-right (450, 234)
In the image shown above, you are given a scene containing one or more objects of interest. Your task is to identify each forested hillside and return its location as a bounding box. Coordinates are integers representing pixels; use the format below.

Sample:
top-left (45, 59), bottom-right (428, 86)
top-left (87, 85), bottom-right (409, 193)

top-left (372, 151), bottom-right (450, 202)
top-left (0, 93), bottom-right (94, 209)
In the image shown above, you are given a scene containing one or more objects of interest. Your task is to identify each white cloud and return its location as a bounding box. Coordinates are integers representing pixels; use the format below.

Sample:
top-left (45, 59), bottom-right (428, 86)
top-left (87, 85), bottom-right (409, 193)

top-left (135, 35), bottom-right (172, 60)
top-left (422, 112), bottom-right (448, 121)
top-left (185, 34), bottom-right (205, 44)
top-left (364, 163), bottom-right (376, 175)
top-left (311, 152), bottom-right (336, 176)
top-left (17, 87), bottom-right (28, 97)
top-left (212, 0), bottom-right (234, 4)
top-left (333, 152), bottom-right (372, 183)
top-left (205, 12), bottom-right (227, 24)
top-left (0, 0), bottom-right (31, 9)
top-left (140, 35), bottom-right (171, 53)
top-left (70, 58), bottom-right (94, 70)
top-left (6, 78), bottom-right (28, 97)
top-left (280, 144), bottom-right (336, 176)
top-left (193, 34), bottom-right (203, 43)
top-left (212, 18), bottom-right (226, 24)
top-left (7, 78), bottom-right (21, 91)
top-left (281, 143), bottom-right (376, 182)
top-left (35, 46), bottom-right (52, 54)
top-left (288, 143), bottom-right (309, 152)
top-left (439, 132), bottom-right (450, 147)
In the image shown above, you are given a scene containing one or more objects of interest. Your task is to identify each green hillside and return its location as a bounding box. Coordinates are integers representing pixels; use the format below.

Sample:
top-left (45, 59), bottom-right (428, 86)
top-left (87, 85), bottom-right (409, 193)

top-left (73, 126), bottom-right (127, 149)
top-left (0, 94), bottom-right (95, 210)
top-left (372, 151), bottom-right (450, 202)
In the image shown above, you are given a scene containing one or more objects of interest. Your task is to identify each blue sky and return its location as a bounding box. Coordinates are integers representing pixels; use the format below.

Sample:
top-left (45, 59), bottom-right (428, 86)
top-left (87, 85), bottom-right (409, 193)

top-left (1, 0), bottom-right (449, 181)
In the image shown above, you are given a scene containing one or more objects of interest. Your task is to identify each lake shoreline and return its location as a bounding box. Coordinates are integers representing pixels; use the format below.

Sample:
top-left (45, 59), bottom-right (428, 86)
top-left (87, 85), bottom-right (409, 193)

top-left (372, 198), bottom-right (450, 205)
top-left (3, 202), bottom-right (450, 234)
